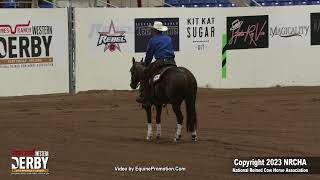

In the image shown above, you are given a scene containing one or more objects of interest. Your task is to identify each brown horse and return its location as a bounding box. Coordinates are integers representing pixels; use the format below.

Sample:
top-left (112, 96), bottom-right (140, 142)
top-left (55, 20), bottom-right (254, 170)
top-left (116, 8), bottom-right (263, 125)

top-left (130, 57), bottom-right (198, 142)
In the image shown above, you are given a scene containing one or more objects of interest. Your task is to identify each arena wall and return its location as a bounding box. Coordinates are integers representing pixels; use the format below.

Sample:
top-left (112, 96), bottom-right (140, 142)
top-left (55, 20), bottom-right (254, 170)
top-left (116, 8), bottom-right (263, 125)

top-left (0, 9), bottom-right (69, 96)
top-left (75, 6), bottom-right (320, 92)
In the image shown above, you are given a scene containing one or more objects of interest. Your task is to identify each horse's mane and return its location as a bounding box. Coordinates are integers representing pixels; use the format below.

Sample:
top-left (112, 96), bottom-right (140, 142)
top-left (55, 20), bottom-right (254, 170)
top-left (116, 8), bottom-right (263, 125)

top-left (136, 61), bottom-right (146, 70)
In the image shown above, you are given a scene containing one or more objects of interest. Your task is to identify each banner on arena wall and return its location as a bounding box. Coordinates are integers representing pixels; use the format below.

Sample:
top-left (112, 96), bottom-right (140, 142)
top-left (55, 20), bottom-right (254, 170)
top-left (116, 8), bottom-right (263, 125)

top-left (95, 20), bottom-right (129, 53)
top-left (0, 21), bottom-right (53, 68)
top-left (222, 15), bottom-right (269, 79)
top-left (88, 18), bottom-right (133, 54)
top-left (0, 9), bottom-right (69, 96)
top-left (76, 8), bottom-right (136, 92)
top-left (76, 7), bottom-right (320, 92)
top-left (269, 13), bottom-right (310, 48)
top-left (226, 15), bottom-right (269, 50)
top-left (76, 8), bottom-right (222, 92)
top-left (184, 17), bottom-right (216, 52)
top-left (134, 18), bottom-right (179, 52)
top-left (311, 13), bottom-right (320, 45)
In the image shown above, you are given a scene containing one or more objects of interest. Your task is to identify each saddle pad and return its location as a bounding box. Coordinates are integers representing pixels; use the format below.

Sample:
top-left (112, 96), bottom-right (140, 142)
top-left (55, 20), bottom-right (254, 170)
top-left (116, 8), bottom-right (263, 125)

top-left (151, 66), bottom-right (176, 84)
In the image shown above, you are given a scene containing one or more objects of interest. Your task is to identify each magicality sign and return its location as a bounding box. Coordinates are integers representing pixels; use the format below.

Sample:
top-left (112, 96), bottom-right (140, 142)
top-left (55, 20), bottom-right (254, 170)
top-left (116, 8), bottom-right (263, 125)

top-left (134, 18), bottom-right (179, 52)
top-left (268, 12), bottom-right (310, 48)
top-left (226, 15), bottom-right (269, 50)
top-left (186, 17), bottom-right (215, 51)
top-left (0, 21), bottom-right (53, 68)
top-left (270, 26), bottom-right (309, 38)
top-left (11, 149), bottom-right (49, 175)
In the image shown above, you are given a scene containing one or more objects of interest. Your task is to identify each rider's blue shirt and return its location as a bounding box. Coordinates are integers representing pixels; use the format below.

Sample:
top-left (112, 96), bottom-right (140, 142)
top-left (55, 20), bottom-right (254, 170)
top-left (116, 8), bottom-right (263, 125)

top-left (144, 32), bottom-right (175, 66)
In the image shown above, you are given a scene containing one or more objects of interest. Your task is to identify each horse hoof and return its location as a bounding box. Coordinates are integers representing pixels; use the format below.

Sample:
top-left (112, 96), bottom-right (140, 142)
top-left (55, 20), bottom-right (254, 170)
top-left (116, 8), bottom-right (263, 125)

top-left (156, 135), bottom-right (161, 140)
top-left (192, 135), bottom-right (198, 142)
top-left (174, 135), bottom-right (182, 142)
top-left (146, 136), bottom-right (152, 142)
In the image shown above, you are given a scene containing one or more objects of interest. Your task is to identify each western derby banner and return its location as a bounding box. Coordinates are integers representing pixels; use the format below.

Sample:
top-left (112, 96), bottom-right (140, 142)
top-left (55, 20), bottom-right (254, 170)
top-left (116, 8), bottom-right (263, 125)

top-left (0, 9), bottom-right (69, 96)
top-left (0, 22), bottom-right (52, 66)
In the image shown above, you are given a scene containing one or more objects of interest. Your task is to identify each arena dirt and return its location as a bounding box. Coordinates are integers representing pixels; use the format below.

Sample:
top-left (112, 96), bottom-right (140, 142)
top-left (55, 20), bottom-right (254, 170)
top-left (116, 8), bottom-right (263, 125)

top-left (0, 87), bottom-right (319, 180)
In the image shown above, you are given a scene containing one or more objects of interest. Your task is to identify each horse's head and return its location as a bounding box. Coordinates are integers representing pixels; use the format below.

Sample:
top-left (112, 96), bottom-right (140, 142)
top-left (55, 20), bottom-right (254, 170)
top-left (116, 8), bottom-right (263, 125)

top-left (130, 57), bottom-right (145, 89)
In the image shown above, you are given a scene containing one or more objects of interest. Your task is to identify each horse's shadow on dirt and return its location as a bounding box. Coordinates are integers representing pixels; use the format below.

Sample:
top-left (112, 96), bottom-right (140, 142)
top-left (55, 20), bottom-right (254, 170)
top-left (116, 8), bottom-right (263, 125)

top-left (125, 137), bottom-right (199, 145)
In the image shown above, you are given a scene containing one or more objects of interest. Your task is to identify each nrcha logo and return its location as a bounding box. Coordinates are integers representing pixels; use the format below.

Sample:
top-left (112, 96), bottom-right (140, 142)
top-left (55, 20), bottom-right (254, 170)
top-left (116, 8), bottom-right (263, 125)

top-left (11, 149), bottom-right (49, 175)
top-left (97, 20), bottom-right (127, 52)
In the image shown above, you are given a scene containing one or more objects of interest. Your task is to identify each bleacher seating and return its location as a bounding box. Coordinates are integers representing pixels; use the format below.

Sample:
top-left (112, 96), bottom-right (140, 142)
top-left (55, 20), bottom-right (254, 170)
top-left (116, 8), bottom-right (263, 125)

top-left (165, 0), bottom-right (236, 7)
top-left (251, 0), bottom-right (320, 6)
top-left (3, 0), bottom-right (16, 8)
top-left (1, 0), bottom-right (53, 8)
top-left (166, 0), bottom-right (320, 7)
top-left (39, 2), bottom-right (54, 8)
top-left (1, 0), bottom-right (319, 8)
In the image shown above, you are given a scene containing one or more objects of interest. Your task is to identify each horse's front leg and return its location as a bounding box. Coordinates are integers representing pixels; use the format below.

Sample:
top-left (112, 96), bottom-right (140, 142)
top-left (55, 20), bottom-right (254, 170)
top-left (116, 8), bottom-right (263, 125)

top-left (145, 105), bottom-right (152, 141)
top-left (155, 105), bottom-right (162, 140)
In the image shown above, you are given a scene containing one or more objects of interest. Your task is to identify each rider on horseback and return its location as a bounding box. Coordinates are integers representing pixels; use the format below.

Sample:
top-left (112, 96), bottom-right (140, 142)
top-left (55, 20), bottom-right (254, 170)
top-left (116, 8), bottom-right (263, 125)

top-left (136, 21), bottom-right (176, 104)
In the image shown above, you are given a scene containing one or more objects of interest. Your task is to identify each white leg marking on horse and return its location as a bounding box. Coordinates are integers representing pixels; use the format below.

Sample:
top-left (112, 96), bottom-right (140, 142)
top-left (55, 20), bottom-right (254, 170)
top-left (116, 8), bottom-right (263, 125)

top-left (192, 130), bottom-right (197, 136)
top-left (176, 124), bottom-right (182, 136)
top-left (192, 130), bottom-right (198, 141)
top-left (147, 123), bottom-right (152, 141)
top-left (156, 124), bottom-right (161, 137)
top-left (174, 124), bottom-right (182, 141)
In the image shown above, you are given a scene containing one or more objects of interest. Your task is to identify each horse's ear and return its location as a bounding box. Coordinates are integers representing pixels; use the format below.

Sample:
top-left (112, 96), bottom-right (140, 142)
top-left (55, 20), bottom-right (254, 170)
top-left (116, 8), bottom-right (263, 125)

top-left (132, 57), bottom-right (135, 65)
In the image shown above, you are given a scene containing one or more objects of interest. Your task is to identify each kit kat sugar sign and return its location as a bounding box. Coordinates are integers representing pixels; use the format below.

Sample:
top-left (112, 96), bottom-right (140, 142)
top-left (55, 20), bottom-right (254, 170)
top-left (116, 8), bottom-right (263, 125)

top-left (226, 15), bottom-right (269, 50)
top-left (0, 21), bottom-right (53, 68)
top-left (186, 17), bottom-right (215, 51)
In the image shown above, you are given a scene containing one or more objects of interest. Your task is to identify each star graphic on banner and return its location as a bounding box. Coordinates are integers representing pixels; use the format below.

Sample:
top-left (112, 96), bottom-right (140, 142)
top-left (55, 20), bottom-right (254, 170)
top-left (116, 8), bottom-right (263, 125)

top-left (98, 20), bottom-right (126, 52)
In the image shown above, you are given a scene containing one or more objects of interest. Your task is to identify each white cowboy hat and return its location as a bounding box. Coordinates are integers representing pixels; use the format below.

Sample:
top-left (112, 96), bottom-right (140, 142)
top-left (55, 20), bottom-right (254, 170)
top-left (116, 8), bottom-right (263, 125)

top-left (149, 21), bottom-right (168, 32)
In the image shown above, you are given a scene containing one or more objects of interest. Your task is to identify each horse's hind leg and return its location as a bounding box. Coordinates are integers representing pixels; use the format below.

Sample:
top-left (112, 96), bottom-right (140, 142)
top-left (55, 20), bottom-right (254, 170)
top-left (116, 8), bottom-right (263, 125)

top-left (155, 105), bottom-right (162, 140)
top-left (172, 103), bottom-right (183, 142)
top-left (191, 131), bottom-right (197, 142)
top-left (145, 105), bottom-right (152, 141)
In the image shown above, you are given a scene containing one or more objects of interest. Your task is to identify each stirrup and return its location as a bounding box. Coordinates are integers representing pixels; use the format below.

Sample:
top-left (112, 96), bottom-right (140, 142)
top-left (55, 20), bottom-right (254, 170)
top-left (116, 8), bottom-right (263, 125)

top-left (136, 96), bottom-right (145, 104)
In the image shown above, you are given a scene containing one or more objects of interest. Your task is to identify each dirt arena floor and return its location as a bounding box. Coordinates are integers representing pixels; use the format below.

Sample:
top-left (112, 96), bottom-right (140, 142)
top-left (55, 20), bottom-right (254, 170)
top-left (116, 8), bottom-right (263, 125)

top-left (0, 87), bottom-right (320, 180)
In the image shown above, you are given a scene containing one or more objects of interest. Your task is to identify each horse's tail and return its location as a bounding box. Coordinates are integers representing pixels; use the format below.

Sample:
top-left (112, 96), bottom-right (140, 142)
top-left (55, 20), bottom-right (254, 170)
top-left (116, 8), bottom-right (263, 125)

top-left (185, 79), bottom-right (197, 132)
